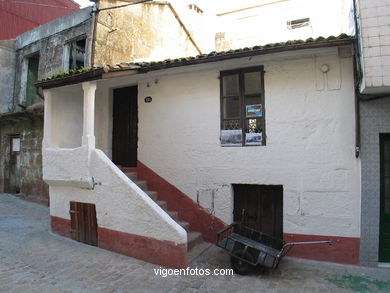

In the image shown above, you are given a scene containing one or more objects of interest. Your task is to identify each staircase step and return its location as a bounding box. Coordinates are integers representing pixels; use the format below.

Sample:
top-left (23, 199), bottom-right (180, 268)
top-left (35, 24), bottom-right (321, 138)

top-left (178, 221), bottom-right (190, 231)
top-left (125, 172), bottom-right (137, 181)
top-left (156, 200), bottom-right (167, 210)
top-left (134, 180), bottom-right (148, 191)
top-left (145, 191), bottom-right (158, 201)
top-left (187, 232), bottom-right (203, 251)
top-left (168, 211), bottom-right (179, 221)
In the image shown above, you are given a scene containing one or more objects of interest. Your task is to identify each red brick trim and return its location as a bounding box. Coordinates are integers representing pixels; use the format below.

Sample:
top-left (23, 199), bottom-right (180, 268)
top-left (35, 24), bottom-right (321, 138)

top-left (51, 216), bottom-right (71, 238)
top-left (98, 227), bottom-right (187, 269)
top-left (284, 233), bottom-right (360, 265)
top-left (128, 161), bottom-right (227, 243)
top-left (51, 216), bottom-right (187, 268)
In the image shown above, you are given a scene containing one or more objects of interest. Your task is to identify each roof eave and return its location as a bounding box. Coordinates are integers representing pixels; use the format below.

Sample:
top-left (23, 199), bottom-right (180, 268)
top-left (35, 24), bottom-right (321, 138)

top-left (36, 37), bottom-right (355, 90)
top-left (139, 38), bottom-right (355, 73)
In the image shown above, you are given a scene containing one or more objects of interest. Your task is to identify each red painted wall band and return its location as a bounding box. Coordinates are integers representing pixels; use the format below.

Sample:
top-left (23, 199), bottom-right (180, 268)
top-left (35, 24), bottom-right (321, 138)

top-left (130, 161), bottom-right (226, 243)
top-left (51, 216), bottom-right (187, 268)
top-left (98, 227), bottom-right (187, 269)
top-left (51, 216), bottom-right (71, 238)
top-left (284, 233), bottom-right (360, 265)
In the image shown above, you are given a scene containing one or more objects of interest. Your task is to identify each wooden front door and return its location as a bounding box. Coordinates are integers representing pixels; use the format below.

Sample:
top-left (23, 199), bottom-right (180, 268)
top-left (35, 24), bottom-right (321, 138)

top-left (70, 202), bottom-right (98, 246)
top-left (380, 134), bottom-right (390, 262)
top-left (112, 86), bottom-right (138, 167)
top-left (233, 184), bottom-right (283, 241)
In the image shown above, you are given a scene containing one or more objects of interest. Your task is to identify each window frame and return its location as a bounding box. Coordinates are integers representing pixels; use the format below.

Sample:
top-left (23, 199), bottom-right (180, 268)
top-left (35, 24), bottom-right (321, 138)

top-left (25, 52), bottom-right (40, 107)
top-left (220, 66), bottom-right (266, 146)
top-left (65, 35), bottom-right (87, 71)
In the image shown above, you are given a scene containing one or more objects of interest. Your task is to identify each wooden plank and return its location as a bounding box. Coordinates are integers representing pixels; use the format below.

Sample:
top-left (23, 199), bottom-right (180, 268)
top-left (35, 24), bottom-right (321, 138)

top-left (69, 202), bottom-right (98, 246)
top-left (112, 86), bottom-right (138, 167)
top-left (233, 184), bottom-right (283, 248)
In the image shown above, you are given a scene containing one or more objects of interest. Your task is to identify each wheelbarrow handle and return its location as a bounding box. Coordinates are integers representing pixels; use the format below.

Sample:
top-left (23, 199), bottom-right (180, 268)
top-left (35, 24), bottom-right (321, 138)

top-left (278, 240), bottom-right (332, 258)
top-left (285, 240), bottom-right (332, 246)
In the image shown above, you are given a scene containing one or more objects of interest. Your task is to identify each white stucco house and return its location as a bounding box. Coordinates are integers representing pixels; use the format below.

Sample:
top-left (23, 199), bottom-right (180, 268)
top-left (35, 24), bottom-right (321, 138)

top-left (36, 34), bottom-right (361, 268)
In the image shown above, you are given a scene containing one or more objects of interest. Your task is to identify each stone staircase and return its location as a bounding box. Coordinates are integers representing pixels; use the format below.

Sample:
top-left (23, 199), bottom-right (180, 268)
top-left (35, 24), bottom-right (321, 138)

top-left (122, 170), bottom-right (209, 258)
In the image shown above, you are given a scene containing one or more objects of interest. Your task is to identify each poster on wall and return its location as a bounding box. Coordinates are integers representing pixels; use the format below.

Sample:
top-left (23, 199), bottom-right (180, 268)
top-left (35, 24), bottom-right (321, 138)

top-left (221, 129), bottom-right (242, 146)
top-left (245, 132), bottom-right (262, 146)
top-left (246, 104), bottom-right (262, 117)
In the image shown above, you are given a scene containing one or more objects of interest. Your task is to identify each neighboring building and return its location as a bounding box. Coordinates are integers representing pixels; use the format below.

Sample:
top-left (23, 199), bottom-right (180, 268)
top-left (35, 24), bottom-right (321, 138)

top-left (214, 0), bottom-right (354, 51)
top-left (36, 35), bottom-right (360, 268)
top-left (0, 0), bottom-right (80, 40)
top-left (355, 0), bottom-right (390, 266)
top-left (0, 0), bottom-right (203, 204)
top-left (0, 7), bottom-right (93, 204)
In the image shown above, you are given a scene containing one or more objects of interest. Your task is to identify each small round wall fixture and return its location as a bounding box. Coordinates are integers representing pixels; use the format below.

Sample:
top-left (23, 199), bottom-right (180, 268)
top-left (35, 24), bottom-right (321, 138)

top-left (321, 64), bottom-right (330, 73)
top-left (145, 96), bottom-right (152, 103)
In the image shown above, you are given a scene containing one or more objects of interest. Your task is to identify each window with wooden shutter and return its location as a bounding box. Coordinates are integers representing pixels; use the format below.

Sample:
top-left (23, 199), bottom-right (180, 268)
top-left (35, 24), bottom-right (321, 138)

top-left (220, 66), bottom-right (265, 146)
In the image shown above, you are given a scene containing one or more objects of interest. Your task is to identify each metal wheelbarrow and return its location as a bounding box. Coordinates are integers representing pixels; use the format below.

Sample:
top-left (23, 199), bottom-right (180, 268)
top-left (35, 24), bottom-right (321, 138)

top-left (216, 223), bottom-right (332, 275)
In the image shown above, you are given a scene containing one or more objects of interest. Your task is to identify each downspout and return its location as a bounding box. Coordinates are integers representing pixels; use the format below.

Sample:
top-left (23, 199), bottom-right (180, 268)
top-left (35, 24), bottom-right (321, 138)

top-left (352, 45), bottom-right (360, 158)
top-left (90, 2), bottom-right (99, 67)
top-left (352, 0), bottom-right (360, 158)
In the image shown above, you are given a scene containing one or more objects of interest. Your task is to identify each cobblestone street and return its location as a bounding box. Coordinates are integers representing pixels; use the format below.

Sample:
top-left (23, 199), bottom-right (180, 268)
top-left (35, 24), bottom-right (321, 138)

top-left (1, 193), bottom-right (390, 293)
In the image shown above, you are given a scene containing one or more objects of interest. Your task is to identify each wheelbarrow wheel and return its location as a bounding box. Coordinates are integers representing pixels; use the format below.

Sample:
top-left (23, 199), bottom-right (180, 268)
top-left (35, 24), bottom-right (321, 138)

top-left (230, 249), bottom-right (255, 275)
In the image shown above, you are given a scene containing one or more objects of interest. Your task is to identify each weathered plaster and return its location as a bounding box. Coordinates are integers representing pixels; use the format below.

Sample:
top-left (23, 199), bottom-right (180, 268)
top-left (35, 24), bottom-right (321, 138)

top-left (47, 148), bottom-right (187, 244)
top-left (0, 40), bottom-right (16, 113)
top-left (14, 21), bottom-right (92, 107)
top-left (44, 82), bottom-right (187, 245)
top-left (92, 46), bottom-right (361, 238)
top-left (93, 0), bottom-right (198, 66)
top-left (0, 116), bottom-right (48, 201)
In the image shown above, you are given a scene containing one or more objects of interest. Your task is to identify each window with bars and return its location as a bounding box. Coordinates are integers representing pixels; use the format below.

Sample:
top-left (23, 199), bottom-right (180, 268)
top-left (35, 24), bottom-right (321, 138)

top-left (220, 66), bottom-right (265, 146)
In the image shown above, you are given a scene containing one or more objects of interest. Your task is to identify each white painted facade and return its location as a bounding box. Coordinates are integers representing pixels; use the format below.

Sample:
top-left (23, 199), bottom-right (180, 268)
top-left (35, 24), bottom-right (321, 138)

top-left (356, 0), bottom-right (390, 94)
top-left (43, 44), bottom-right (360, 241)
top-left (136, 47), bottom-right (361, 238)
top-left (43, 82), bottom-right (187, 245)
top-left (210, 0), bottom-right (354, 51)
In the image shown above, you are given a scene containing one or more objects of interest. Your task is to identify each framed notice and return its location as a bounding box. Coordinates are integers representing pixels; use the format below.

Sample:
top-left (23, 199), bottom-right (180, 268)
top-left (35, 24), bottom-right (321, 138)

top-left (221, 129), bottom-right (242, 146)
top-left (246, 104), bottom-right (262, 117)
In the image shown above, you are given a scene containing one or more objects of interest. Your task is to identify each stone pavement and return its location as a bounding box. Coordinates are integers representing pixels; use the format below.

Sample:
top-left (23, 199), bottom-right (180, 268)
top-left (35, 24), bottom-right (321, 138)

top-left (1, 193), bottom-right (390, 293)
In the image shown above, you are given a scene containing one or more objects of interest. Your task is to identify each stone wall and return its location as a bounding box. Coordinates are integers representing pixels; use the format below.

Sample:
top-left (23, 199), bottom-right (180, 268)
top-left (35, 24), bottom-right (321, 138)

top-left (0, 111), bottom-right (48, 204)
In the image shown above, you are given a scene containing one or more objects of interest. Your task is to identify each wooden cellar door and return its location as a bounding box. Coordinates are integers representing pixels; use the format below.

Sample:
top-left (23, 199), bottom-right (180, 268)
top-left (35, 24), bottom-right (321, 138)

top-left (233, 184), bottom-right (283, 245)
top-left (70, 201), bottom-right (98, 246)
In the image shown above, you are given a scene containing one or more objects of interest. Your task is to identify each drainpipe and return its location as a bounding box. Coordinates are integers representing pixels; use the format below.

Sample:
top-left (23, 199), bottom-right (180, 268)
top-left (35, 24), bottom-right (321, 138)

top-left (352, 0), bottom-right (361, 158)
top-left (352, 45), bottom-right (360, 158)
top-left (90, 2), bottom-right (98, 67)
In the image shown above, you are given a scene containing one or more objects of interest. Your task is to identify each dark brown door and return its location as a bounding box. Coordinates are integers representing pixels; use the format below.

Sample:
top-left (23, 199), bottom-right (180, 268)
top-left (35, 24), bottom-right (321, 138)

top-left (380, 134), bottom-right (390, 262)
top-left (233, 184), bottom-right (283, 241)
top-left (112, 86), bottom-right (138, 167)
top-left (70, 202), bottom-right (98, 246)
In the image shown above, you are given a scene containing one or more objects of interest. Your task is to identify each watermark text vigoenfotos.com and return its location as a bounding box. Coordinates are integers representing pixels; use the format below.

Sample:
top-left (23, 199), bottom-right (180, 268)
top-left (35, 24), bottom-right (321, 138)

top-left (154, 267), bottom-right (234, 278)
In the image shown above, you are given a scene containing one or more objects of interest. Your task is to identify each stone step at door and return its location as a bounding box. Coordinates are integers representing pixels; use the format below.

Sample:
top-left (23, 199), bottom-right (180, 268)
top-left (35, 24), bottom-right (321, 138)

top-left (121, 168), bottom-right (206, 254)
